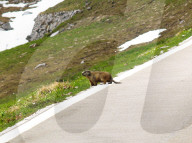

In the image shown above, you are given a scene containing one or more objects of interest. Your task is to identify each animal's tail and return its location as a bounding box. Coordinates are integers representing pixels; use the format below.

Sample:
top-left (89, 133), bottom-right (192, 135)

top-left (112, 79), bottom-right (121, 84)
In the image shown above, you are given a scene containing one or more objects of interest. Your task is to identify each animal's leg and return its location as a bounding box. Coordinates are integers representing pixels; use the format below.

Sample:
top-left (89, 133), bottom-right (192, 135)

top-left (93, 82), bottom-right (97, 86)
top-left (90, 80), bottom-right (94, 86)
top-left (108, 78), bottom-right (113, 84)
top-left (108, 81), bottom-right (112, 84)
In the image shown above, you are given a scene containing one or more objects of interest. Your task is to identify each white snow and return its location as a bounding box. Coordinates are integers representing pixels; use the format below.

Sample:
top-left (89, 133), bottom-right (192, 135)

top-left (50, 31), bottom-right (59, 37)
top-left (0, 1), bottom-right (8, 5)
top-left (118, 29), bottom-right (166, 51)
top-left (0, 28), bottom-right (5, 31)
top-left (0, 0), bottom-right (65, 52)
top-left (0, 1), bottom-right (26, 7)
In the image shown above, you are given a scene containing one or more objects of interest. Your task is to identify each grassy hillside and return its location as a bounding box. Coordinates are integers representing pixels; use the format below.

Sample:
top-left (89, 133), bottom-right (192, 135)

top-left (1, 0), bottom-right (192, 131)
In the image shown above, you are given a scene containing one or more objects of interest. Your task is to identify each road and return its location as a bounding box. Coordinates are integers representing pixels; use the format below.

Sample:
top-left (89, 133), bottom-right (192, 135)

top-left (8, 41), bottom-right (192, 142)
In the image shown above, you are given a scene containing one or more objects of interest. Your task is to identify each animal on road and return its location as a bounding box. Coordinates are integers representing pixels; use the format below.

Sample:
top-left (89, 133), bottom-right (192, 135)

top-left (82, 70), bottom-right (121, 86)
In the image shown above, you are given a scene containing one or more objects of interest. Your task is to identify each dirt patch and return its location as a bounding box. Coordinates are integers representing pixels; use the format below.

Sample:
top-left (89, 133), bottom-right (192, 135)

top-left (0, 6), bottom-right (21, 22)
top-left (0, 72), bottom-right (23, 98)
top-left (161, 1), bottom-right (192, 38)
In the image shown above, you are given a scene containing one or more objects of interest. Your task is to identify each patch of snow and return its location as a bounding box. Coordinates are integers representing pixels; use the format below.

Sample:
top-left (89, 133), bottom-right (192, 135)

top-left (0, 1), bottom-right (26, 7)
top-left (0, 1), bottom-right (8, 5)
top-left (0, 0), bottom-right (65, 52)
top-left (118, 29), bottom-right (166, 51)
top-left (50, 31), bottom-right (59, 37)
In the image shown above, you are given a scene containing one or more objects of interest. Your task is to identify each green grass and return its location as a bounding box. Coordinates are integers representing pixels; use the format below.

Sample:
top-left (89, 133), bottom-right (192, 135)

top-left (165, 0), bottom-right (187, 5)
top-left (1, 28), bottom-right (192, 132)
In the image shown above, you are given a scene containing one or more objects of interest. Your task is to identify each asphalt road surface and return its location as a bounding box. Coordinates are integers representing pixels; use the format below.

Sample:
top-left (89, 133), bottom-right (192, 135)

top-left (9, 44), bottom-right (192, 143)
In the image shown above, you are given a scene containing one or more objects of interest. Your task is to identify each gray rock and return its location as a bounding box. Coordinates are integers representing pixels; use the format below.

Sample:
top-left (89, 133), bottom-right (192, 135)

top-left (66, 24), bottom-right (74, 30)
top-left (81, 60), bottom-right (85, 64)
top-left (22, 11), bottom-right (33, 16)
top-left (59, 28), bottom-right (66, 33)
top-left (26, 35), bottom-right (32, 41)
top-left (87, 6), bottom-right (92, 10)
top-left (29, 43), bottom-right (37, 48)
top-left (1, 23), bottom-right (13, 31)
top-left (179, 20), bottom-right (185, 24)
top-left (85, 1), bottom-right (91, 7)
top-left (27, 10), bottom-right (81, 41)
top-left (35, 63), bottom-right (46, 69)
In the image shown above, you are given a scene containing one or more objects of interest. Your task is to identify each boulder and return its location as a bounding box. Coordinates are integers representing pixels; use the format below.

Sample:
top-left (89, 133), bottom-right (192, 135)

top-left (1, 23), bottom-right (13, 31)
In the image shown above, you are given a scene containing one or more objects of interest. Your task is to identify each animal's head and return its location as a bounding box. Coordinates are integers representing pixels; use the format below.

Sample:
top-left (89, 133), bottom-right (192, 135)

top-left (82, 70), bottom-right (91, 77)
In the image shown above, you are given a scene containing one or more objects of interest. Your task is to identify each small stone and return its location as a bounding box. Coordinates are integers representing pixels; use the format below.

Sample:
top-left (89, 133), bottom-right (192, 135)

top-left (85, 1), bottom-right (91, 7)
top-left (22, 11), bottom-right (33, 16)
top-left (81, 60), bottom-right (85, 64)
top-left (35, 63), bottom-right (46, 69)
top-left (87, 6), bottom-right (92, 10)
top-left (67, 92), bottom-right (72, 96)
top-left (160, 51), bottom-right (164, 54)
top-left (29, 43), bottom-right (37, 48)
top-left (26, 35), bottom-right (32, 41)
top-left (2, 23), bottom-right (13, 31)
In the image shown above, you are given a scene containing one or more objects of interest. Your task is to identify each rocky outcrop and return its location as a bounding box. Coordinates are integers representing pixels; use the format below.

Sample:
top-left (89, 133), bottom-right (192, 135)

top-left (0, 22), bottom-right (13, 31)
top-left (27, 10), bottom-right (81, 41)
